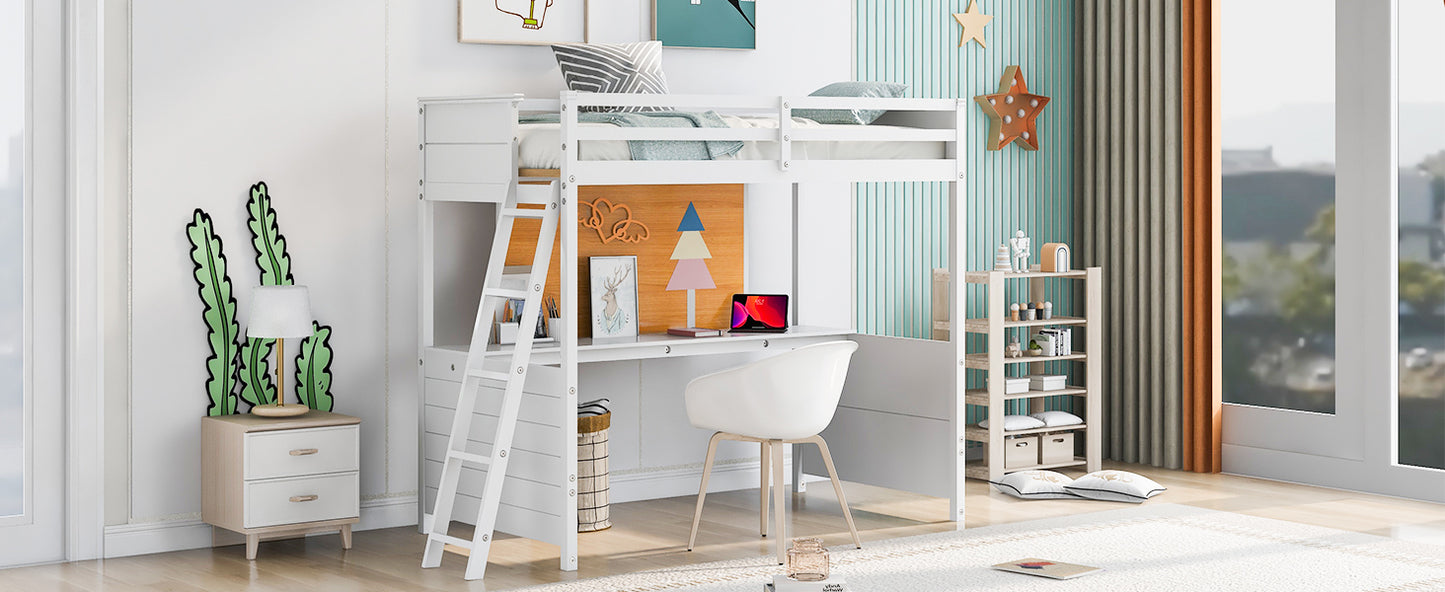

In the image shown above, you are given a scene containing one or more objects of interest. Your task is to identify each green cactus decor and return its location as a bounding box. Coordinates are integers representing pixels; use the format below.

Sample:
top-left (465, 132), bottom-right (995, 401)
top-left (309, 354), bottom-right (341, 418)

top-left (185, 209), bottom-right (241, 416)
top-left (189, 183), bottom-right (339, 415)
top-left (295, 322), bottom-right (334, 412)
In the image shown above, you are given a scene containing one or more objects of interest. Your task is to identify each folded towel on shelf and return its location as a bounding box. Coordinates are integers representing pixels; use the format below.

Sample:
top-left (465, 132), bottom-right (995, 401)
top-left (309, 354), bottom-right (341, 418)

top-left (520, 110), bottom-right (743, 161)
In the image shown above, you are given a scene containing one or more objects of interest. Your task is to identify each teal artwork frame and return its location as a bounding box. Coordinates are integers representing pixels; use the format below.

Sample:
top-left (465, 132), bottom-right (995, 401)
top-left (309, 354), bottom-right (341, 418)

top-left (654, 0), bottom-right (756, 50)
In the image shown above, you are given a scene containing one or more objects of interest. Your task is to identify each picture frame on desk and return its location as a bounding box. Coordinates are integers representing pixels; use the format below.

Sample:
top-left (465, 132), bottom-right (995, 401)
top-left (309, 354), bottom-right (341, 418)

top-left (590, 256), bottom-right (639, 339)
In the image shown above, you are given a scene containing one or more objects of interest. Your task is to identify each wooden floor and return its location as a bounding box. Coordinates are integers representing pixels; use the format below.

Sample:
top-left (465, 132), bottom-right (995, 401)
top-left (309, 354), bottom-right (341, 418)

top-left (5, 462), bottom-right (1445, 591)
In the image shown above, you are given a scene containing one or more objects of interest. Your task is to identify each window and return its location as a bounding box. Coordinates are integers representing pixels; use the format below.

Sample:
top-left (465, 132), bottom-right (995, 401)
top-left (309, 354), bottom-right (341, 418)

top-left (0, 0), bottom-right (23, 516)
top-left (1221, 0), bottom-right (1336, 414)
top-left (1396, 1), bottom-right (1445, 471)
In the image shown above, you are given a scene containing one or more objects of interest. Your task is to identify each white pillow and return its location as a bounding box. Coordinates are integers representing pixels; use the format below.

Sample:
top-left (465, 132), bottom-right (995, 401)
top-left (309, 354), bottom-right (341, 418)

top-left (1030, 410), bottom-right (1084, 427)
top-left (977, 415), bottom-right (1046, 431)
top-left (1064, 470), bottom-right (1167, 503)
top-left (989, 470), bottom-right (1079, 500)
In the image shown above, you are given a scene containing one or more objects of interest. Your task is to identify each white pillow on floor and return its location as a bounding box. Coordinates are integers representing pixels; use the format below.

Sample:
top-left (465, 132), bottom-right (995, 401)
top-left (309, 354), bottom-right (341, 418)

top-left (1064, 470), bottom-right (1167, 503)
top-left (989, 470), bottom-right (1079, 500)
top-left (1030, 410), bottom-right (1084, 427)
top-left (977, 415), bottom-right (1046, 431)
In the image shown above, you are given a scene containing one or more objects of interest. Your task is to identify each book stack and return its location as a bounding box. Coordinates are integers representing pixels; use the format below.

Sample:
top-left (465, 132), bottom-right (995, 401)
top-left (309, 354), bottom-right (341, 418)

top-left (765, 575), bottom-right (849, 592)
top-left (1032, 327), bottom-right (1072, 356)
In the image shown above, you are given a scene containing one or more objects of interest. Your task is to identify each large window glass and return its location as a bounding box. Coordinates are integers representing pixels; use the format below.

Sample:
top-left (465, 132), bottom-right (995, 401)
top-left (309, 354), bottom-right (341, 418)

top-left (0, 0), bottom-right (23, 516)
top-left (1397, 1), bottom-right (1445, 471)
top-left (1221, 0), bottom-right (1337, 413)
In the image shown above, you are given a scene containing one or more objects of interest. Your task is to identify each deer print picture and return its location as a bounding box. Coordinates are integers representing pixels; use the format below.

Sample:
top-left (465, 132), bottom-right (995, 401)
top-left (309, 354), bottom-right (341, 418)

top-left (589, 256), bottom-right (639, 338)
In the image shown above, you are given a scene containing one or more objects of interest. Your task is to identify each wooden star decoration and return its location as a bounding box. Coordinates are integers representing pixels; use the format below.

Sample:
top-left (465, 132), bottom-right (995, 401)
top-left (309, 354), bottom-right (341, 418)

top-left (953, 0), bottom-right (993, 49)
top-left (973, 65), bottom-right (1050, 151)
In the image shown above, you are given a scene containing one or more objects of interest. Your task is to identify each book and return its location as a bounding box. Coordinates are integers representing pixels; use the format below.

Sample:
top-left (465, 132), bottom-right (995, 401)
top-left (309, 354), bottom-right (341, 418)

top-left (770, 575), bottom-right (848, 591)
top-left (668, 327), bottom-right (722, 337)
top-left (991, 558), bottom-right (1101, 580)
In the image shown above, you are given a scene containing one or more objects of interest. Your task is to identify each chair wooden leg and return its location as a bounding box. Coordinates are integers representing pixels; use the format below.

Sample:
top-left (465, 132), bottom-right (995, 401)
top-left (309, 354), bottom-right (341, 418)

top-left (771, 439), bottom-right (787, 564)
top-left (687, 432), bottom-right (725, 551)
top-left (808, 435), bottom-right (862, 549)
top-left (760, 440), bottom-right (771, 538)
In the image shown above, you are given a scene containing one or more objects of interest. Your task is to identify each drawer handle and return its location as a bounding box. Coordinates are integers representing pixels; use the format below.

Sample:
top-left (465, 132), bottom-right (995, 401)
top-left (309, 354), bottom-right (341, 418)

top-left (1014, 441), bottom-right (1030, 447)
top-left (290, 495), bottom-right (319, 503)
top-left (289, 448), bottom-right (320, 456)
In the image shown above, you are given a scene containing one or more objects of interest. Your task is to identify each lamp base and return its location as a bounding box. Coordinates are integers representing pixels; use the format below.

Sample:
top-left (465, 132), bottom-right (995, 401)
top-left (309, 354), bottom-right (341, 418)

top-left (250, 403), bottom-right (311, 418)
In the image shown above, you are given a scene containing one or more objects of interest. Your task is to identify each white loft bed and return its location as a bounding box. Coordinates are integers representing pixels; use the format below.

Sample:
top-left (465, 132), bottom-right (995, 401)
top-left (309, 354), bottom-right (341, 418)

top-left (417, 91), bottom-right (972, 572)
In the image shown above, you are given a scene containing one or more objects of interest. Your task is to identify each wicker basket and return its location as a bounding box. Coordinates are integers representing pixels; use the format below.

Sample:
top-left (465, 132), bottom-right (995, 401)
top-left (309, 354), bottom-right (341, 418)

top-left (577, 411), bottom-right (612, 532)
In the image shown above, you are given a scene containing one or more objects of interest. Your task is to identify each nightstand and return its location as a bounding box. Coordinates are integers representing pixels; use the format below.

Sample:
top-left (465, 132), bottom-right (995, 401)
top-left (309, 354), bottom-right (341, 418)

top-left (201, 411), bottom-right (361, 560)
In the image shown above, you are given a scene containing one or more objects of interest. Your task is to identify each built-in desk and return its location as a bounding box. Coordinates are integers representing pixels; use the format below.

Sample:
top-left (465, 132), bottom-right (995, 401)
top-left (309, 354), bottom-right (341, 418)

top-left (429, 325), bottom-right (855, 366)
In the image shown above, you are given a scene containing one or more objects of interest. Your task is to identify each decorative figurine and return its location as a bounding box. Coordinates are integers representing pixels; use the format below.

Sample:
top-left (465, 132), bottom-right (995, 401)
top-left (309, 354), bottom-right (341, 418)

top-left (1022, 305), bottom-right (1036, 321)
top-left (1042, 301), bottom-right (1053, 320)
top-left (1006, 336), bottom-right (1023, 358)
top-left (1010, 229), bottom-right (1031, 273)
top-left (1010, 303), bottom-right (1021, 321)
top-left (994, 243), bottom-right (1013, 271)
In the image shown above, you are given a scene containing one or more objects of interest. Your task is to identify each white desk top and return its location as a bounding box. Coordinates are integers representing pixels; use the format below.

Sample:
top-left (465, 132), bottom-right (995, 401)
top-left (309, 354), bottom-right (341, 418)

top-left (431, 325), bottom-right (855, 365)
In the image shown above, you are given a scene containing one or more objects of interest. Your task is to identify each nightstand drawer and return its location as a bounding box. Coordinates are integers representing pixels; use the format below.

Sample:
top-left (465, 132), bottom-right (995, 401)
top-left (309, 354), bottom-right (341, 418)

top-left (244, 473), bottom-right (359, 529)
top-left (245, 426), bottom-right (359, 480)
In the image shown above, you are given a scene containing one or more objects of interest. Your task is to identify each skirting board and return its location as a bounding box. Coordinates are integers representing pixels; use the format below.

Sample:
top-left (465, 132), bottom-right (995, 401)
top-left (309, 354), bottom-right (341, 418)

top-left (608, 457), bottom-right (793, 504)
top-left (102, 495), bottom-right (418, 559)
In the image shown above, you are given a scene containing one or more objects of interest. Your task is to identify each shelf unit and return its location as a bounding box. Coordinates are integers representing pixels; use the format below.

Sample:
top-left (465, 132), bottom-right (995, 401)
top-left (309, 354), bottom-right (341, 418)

top-left (962, 267), bottom-right (1103, 482)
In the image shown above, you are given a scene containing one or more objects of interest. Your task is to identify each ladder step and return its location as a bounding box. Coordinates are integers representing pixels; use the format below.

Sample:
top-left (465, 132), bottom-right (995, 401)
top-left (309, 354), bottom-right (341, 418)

top-left (502, 265), bottom-right (532, 276)
top-left (482, 287), bottom-right (529, 300)
top-left (447, 450), bottom-right (492, 467)
top-left (501, 207), bottom-right (549, 219)
top-left (467, 368), bottom-right (512, 383)
top-left (428, 533), bottom-right (473, 550)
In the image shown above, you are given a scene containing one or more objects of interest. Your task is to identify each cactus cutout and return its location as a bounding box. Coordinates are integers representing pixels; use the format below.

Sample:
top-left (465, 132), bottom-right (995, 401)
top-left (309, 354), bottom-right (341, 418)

top-left (185, 209), bottom-right (241, 416)
top-left (246, 182), bottom-right (295, 286)
top-left (237, 337), bottom-right (276, 407)
top-left (294, 322), bottom-right (334, 411)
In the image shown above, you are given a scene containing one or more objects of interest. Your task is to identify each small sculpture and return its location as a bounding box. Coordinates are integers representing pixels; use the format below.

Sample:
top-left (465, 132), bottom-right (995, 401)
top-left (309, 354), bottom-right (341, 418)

top-left (1009, 303), bottom-right (1021, 321)
top-left (994, 243), bottom-right (1013, 271)
top-left (1010, 230), bottom-right (1031, 273)
top-left (1006, 337), bottom-right (1023, 358)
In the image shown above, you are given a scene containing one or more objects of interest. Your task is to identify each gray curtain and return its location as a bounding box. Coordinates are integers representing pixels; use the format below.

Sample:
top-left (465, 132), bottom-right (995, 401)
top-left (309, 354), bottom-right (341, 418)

top-left (1077, 0), bottom-right (1184, 469)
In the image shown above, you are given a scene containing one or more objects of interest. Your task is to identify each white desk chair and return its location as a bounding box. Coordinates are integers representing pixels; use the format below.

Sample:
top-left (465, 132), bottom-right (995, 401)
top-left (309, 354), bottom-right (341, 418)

top-left (684, 340), bottom-right (862, 564)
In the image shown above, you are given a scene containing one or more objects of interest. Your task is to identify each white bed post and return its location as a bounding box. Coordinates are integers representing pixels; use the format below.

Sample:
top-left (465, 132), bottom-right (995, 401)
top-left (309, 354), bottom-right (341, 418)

top-left (417, 101), bottom-right (433, 533)
top-left (948, 98), bottom-right (970, 526)
top-left (559, 90), bottom-right (581, 571)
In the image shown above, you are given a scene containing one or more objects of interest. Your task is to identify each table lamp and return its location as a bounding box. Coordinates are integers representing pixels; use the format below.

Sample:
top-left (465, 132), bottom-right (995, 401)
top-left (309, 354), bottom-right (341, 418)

top-left (247, 285), bottom-right (314, 418)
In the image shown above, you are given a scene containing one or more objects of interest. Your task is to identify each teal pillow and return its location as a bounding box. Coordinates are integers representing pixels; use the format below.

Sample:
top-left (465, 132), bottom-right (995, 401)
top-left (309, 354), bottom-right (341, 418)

top-left (793, 81), bottom-right (910, 125)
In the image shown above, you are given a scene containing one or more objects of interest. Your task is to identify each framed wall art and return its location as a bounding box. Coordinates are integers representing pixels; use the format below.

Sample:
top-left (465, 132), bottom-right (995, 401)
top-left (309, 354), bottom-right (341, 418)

top-left (589, 256), bottom-right (639, 339)
top-left (654, 0), bottom-right (756, 50)
top-left (459, 0), bottom-right (588, 45)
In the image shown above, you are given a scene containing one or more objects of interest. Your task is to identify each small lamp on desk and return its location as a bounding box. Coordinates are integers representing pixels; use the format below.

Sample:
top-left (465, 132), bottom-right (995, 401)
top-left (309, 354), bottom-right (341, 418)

top-left (247, 285), bottom-right (314, 418)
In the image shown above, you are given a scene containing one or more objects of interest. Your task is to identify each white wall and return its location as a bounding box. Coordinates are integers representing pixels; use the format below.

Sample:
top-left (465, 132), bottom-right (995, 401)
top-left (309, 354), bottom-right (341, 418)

top-left (109, 0), bottom-right (850, 555)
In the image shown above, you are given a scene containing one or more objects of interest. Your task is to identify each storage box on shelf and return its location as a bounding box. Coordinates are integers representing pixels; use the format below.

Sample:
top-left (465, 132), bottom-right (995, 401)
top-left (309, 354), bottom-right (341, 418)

top-left (943, 267), bottom-right (1103, 482)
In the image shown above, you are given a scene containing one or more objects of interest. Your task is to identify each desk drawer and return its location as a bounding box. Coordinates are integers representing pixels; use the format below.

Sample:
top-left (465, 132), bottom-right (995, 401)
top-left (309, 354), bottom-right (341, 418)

top-left (244, 473), bottom-right (359, 529)
top-left (245, 426), bottom-right (359, 480)
top-left (424, 348), bottom-right (468, 382)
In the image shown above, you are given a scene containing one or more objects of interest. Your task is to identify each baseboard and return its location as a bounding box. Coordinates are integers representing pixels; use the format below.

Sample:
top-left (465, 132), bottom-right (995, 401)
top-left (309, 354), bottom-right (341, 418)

top-left (103, 495), bottom-right (419, 558)
top-left (608, 458), bottom-right (792, 504)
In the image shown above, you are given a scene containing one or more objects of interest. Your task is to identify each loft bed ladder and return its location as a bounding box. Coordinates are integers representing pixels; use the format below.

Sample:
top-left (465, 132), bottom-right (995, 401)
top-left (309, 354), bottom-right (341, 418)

top-left (420, 180), bottom-right (561, 581)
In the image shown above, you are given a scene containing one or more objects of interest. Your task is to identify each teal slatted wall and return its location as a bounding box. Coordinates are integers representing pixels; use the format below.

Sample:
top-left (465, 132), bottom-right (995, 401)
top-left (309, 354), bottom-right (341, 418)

top-left (853, 0), bottom-right (1078, 420)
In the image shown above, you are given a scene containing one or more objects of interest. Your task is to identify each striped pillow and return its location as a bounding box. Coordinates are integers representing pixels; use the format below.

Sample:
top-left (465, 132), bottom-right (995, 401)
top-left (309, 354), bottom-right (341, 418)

top-left (551, 41), bottom-right (670, 113)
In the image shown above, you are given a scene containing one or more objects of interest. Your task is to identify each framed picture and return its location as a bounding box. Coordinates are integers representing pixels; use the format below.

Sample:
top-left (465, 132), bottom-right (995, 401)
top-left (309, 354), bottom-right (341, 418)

top-left (589, 256), bottom-right (639, 339)
top-left (654, 0), bottom-right (756, 50)
top-left (459, 0), bottom-right (588, 45)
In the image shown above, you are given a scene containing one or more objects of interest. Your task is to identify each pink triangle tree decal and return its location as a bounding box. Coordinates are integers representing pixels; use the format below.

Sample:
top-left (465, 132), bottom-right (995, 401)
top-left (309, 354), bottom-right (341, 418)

top-left (666, 202), bottom-right (715, 328)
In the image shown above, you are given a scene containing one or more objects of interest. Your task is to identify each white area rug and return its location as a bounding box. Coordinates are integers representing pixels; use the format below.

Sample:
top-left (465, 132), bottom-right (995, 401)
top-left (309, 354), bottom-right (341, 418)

top-left (520, 504), bottom-right (1445, 592)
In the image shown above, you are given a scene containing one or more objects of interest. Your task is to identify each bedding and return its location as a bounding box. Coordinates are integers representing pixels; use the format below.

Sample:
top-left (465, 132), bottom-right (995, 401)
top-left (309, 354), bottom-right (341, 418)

top-left (793, 81), bottom-right (910, 125)
top-left (518, 114), bottom-right (947, 169)
top-left (519, 111), bottom-right (742, 161)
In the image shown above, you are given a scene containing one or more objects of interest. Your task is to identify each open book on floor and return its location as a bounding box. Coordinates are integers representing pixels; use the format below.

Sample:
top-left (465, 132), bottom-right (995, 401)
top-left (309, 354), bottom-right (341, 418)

top-left (992, 558), bottom-right (1102, 580)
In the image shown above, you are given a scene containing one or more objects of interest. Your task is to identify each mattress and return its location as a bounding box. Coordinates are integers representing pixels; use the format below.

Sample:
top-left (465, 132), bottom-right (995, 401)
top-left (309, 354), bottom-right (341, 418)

top-left (518, 114), bottom-right (946, 169)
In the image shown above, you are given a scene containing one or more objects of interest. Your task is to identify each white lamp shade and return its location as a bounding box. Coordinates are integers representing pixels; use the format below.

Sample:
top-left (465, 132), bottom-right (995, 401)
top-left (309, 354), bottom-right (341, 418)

top-left (247, 285), bottom-right (314, 338)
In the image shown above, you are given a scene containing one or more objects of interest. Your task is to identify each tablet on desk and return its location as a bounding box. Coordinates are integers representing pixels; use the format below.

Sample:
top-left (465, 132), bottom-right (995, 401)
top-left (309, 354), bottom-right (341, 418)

top-left (729, 294), bottom-right (789, 333)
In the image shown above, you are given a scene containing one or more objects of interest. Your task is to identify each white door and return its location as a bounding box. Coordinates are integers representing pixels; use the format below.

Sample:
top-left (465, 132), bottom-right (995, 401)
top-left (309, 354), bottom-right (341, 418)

top-left (0, 0), bottom-right (66, 566)
top-left (1221, 0), bottom-right (1445, 502)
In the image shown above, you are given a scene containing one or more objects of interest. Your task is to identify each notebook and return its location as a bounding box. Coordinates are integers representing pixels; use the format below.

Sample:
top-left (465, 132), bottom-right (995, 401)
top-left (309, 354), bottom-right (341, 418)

top-left (991, 558), bottom-right (1102, 580)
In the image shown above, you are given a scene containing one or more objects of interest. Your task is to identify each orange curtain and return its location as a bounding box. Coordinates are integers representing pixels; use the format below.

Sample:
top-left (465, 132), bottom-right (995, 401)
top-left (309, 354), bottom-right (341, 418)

top-left (1181, 0), bottom-right (1222, 473)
